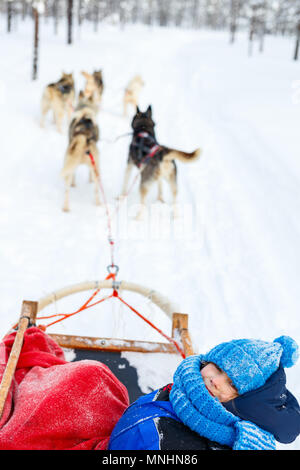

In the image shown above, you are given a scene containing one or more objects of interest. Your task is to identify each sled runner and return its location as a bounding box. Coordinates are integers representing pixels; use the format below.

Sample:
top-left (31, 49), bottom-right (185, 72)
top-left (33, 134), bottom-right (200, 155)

top-left (0, 280), bottom-right (194, 418)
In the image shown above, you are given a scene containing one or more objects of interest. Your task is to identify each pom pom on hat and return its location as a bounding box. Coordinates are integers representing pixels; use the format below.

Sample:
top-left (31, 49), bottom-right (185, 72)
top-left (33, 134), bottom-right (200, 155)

top-left (274, 336), bottom-right (299, 368)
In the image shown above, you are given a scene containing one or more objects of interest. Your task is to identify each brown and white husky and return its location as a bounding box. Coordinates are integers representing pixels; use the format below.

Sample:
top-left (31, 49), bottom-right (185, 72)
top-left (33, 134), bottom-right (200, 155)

top-left (81, 70), bottom-right (104, 107)
top-left (123, 75), bottom-right (144, 116)
top-left (61, 92), bottom-right (101, 212)
top-left (40, 72), bottom-right (75, 133)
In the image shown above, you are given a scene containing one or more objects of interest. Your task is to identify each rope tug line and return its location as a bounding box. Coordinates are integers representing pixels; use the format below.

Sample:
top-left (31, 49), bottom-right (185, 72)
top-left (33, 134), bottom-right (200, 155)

top-left (34, 150), bottom-right (186, 359)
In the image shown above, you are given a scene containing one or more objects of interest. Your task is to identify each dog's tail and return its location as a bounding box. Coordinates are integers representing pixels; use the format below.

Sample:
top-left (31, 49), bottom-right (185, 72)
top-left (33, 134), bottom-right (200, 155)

top-left (165, 148), bottom-right (202, 163)
top-left (61, 135), bottom-right (87, 178)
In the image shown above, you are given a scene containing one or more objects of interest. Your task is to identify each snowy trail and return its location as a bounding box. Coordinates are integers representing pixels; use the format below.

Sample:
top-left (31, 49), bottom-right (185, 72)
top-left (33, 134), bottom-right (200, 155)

top-left (0, 21), bottom-right (300, 449)
top-left (170, 32), bottom-right (300, 343)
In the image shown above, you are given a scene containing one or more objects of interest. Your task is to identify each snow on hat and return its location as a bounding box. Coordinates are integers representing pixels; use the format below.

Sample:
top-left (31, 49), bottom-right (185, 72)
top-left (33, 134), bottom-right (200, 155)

top-left (202, 336), bottom-right (299, 395)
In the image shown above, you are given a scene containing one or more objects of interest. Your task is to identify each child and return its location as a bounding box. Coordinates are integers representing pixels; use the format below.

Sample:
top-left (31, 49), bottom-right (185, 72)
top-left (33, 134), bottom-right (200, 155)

top-left (108, 336), bottom-right (300, 450)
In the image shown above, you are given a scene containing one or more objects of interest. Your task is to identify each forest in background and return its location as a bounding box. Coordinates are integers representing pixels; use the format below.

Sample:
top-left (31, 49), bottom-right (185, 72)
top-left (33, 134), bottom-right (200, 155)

top-left (1, 1), bottom-right (300, 79)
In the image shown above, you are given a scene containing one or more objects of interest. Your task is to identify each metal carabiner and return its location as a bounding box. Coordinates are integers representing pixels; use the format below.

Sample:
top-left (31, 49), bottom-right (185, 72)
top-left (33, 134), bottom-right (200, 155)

top-left (107, 264), bottom-right (119, 276)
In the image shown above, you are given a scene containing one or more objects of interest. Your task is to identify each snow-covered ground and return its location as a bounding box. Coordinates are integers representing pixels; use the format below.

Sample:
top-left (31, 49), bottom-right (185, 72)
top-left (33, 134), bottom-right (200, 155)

top-left (0, 17), bottom-right (300, 449)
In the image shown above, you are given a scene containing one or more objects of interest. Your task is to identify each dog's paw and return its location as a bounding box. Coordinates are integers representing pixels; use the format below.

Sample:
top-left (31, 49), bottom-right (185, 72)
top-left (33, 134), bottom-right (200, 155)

top-left (62, 206), bottom-right (70, 213)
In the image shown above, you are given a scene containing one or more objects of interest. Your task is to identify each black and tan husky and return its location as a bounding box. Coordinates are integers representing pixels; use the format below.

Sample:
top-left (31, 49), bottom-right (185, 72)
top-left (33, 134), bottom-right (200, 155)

top-left (61, 92), bottom-right (100, 212)
top-left (40, 72), bottom-right (75, 133)
top-left (121, 106), bottom-right (201, 219)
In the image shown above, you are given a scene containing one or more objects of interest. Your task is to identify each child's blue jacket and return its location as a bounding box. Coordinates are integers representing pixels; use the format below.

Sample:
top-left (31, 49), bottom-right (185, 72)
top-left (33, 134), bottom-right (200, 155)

top-left (107, 385), bottom-right (229, 450)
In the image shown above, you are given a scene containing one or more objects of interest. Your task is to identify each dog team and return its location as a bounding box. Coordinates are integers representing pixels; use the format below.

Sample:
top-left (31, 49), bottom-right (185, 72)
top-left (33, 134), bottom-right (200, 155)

top-left (40, 70), bottom-right (202, 217)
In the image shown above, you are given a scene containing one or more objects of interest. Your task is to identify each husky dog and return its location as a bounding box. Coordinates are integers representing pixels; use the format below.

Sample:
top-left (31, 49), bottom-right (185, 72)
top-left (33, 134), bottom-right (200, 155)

top-left (81, 70), bottom-right (104, 106)
top-left (40, 72), bottom-right (75, 133)
top-left (121, 106), bottom-right (201, 219)
top-left (123, 75), bottom-right (144, 116)
top-left (61, 92), bottom-right (101, 212)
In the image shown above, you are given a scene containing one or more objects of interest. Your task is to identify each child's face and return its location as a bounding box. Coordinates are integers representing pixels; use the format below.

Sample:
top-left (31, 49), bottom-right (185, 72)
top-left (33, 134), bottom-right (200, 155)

top-left (201, 363), bottom-right (238, 403)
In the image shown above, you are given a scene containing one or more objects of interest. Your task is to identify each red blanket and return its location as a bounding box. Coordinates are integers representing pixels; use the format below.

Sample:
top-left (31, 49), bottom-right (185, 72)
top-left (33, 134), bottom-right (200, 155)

top-left (0, 327), bottom-right (129, 450)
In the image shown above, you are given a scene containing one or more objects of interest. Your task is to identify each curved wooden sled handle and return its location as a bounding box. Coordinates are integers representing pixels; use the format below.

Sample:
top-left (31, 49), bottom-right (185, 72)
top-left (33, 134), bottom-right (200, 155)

top-left (0, 301), bottom-right (38, 421)
top-left (37, 281), bottom-right (194, 357)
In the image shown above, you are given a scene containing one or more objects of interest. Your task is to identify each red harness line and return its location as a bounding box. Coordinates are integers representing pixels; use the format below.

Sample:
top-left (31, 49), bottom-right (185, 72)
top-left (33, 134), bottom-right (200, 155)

top-left (88, 152), bottom-right (116, 269)
top-left (36, 272), bottom-right (117, 330)
top-left (37, 286), bottom-right (186, 359)
top-left (113, 137), bottom-right (161, 211)
top-left (114, 291), bottom-right (186, 359)
top-left (36, 151), bottom-right (185, 358)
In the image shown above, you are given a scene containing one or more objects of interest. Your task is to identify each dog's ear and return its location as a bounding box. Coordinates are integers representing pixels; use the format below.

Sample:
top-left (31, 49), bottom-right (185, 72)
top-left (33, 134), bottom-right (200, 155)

top-left (146, 105), bottom-right (152, 117)
top-left (136, 106), bottom-right (140, 114)
top-left (82, 71), bottom-right (91, 79)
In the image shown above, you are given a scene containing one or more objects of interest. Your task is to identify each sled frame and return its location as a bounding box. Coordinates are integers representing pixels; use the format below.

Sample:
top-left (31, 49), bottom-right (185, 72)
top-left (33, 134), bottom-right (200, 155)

top-left (0, 281), bottom-right (194, 419)
top-left (37, 279), bottom-right (194, 356)
top-left (0, 301), bottom-right (38, 420)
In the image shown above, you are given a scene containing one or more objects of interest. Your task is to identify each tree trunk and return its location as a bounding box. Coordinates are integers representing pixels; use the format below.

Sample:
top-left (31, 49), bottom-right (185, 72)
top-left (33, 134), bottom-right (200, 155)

top-left (229, 0), bottom-right (240, 44)
top-left (53, 0), bottom-right (59, 35)
top-left (192, 0), bottom-right (200, 29)
top-left (67, 0), bottom-right (73, 45)
top-left (259, 2), bottom-right (267, 53)
top-left (7, 1), bottom-right (12, 32)
top-left (144, 0), bottom-right (153, 26)
top-left (78, 0), bottom-right (83, 26)
top-left (230, 22), bottom-right (237, 44)
top-left (22, 0), bottom-right (27, 20)
top-left (32, 8), bottom-right (39, 80)
top-left (131, 0), bottom-right (139, 24)
top-left (158, 2), bottom-right (168, 27)
top-left (248, 11), bottom-right (256, 57)
top-left (119, 4), bottom-right (126, 30)
top-left (93, 0), bottom-right (99, 32)
top-left (259, 23), bottom-right (265, 53)
top-left (294, 23), bottom-right (300, 61)
top-left (44, 0), bottom-right (49, 23)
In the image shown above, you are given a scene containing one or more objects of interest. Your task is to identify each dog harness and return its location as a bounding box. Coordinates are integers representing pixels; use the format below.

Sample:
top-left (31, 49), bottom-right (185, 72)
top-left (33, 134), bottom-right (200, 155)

top-left (58, 84), bottom-right (73, 94)
top-left (50, 78), bottom-right (73, 94)
top-left (131, 131), bottom-right (162, 167)
top-left (72, 117), bottom-right (98, 144)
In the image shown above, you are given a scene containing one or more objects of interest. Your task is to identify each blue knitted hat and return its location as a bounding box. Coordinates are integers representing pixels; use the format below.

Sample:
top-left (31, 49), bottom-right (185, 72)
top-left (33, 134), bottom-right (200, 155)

top-left (202, 336), bottom-right (299, 395)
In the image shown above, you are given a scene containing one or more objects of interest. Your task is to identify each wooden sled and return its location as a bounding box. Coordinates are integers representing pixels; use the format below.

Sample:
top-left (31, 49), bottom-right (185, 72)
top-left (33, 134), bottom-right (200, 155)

top-left (0, 280), bottom-right (194, 418)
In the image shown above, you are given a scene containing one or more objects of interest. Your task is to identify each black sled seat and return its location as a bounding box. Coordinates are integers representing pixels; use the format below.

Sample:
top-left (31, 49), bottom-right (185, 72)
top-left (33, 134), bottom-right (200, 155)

top-left (71, 348), bottom-right (144, 403)
top-left (48, 329), bottom-right (191, 404)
